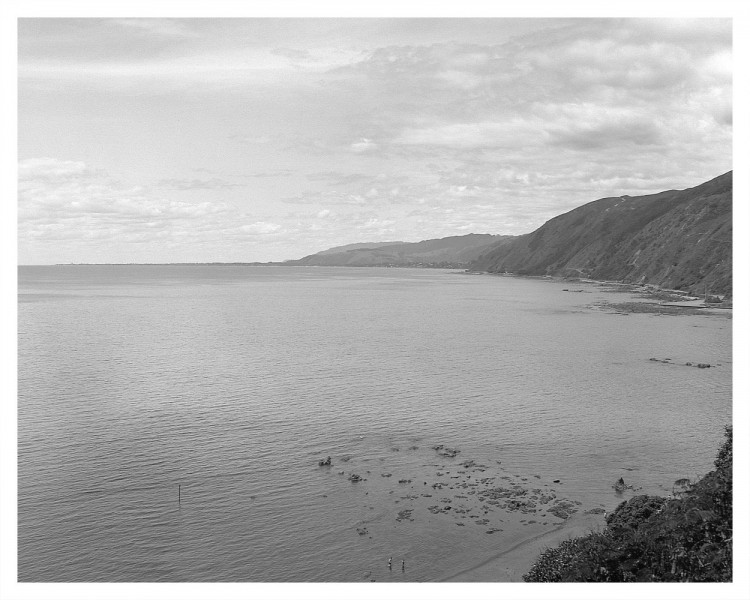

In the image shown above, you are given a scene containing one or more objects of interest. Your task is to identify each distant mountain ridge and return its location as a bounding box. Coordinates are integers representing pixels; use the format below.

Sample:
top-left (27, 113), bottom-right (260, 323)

top-left (287, 234), bottom-right (512, 267)
top-left (471, 172), bottom-right (732, 296)
top-left (312, 241), bottom-right (406, 256)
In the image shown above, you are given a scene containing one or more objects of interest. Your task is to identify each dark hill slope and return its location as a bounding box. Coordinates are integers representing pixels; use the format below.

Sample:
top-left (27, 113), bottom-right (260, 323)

top-left (290, 233), bottom-right (514, 267)
top-left (471, 172), bottom-right (732, 296)
top-left (313, 241), bottom-right (405, 255)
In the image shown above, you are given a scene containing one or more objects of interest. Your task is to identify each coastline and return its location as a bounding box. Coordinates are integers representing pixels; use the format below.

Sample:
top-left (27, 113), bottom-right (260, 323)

top-left (464, 270), bottom-right (733, 311)
top-left (442, 512), bottom-right (606, 582)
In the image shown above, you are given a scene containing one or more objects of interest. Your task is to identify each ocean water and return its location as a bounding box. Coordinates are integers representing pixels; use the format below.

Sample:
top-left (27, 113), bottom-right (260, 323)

top-left (17, 265), bottom-right (732, 582)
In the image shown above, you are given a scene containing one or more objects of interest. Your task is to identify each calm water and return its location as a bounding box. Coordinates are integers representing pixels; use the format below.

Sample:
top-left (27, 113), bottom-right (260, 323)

top-left (18, 266), bottom-right (732, 582)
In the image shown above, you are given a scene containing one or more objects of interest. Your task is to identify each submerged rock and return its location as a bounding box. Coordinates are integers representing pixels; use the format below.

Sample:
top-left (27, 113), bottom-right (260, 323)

top-left (396, 509), bottom-right (414, 522)
top-left (435, 446), bottom-right (460, 458)
top-left (649, 357), bottom-right (672, 364)
top-left (585, 507), bottom-right (606, 515)
top-left (548, 506), bottom-right (570, 519)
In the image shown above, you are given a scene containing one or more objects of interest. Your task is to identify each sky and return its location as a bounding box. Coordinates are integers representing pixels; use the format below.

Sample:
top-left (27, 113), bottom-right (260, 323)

top-left (17, 17), bottom-right (733, 264)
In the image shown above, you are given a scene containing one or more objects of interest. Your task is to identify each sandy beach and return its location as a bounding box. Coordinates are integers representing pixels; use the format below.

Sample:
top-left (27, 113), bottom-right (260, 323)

top-left (443, 511), bottom-right (606, 581)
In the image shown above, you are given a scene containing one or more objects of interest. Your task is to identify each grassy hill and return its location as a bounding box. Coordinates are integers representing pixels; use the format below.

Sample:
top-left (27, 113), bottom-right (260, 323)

top-left (471, 172), bottom-right (732, 297)
top-left (288, 233), bottom-right (513, 268)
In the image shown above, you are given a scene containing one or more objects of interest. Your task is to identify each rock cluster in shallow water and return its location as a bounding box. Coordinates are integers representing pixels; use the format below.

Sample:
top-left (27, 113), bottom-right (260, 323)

top-left (319, 444), bottom-right (614, 541)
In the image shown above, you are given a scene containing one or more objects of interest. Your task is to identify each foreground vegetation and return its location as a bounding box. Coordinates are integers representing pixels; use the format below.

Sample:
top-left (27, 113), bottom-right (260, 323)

top-left (523, 427), bottom-right (732, 582)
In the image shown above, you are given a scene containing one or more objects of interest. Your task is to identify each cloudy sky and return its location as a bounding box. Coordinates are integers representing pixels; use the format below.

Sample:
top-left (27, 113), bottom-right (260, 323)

top-left (18, 18), bottom-right (732, 264)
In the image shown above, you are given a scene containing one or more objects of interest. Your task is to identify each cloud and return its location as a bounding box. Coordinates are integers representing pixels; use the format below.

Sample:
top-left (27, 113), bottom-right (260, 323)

top-left (356, 217), bottom-right (396, 232)
top-left (282, 190), bottom-right (371, 206)
top-left (248, 169), bottom-right (295, 178)
top-left (349, 138), bottom-right (379, 153)
top-left (19, 157), bottom-right (231, 246)
top-left (306, 171), bottom-right (376, 185)
top-left (270, 47), bottom-right (311, 61)
top-left (18, 157), bottom-right (102, 182)
top-left (113, 18), bottom-right (198, 39)
top-left (537, 103), bottom-right (664, 150)
top-left (240, 221), bottom-right (281, 234)
top-left (305, 171), bottom-right (410, 187)
top-left (18, 20), bottom-right (367, 93)
top-left (338, 19), bottom-right (731, 138)
top-left (157, 177), bottom-right (245, 190)
top-left (230, 134), bottom-right (273, 145)
top-left (17, 19), bottom-right (733, 263)
top-left (19, 157), bottom-right (298, 262)
top-left (394, 120), bottom-right (546, 149)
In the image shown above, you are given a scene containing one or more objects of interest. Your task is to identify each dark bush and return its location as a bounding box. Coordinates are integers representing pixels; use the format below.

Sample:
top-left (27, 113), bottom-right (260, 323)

top-left (606, 495), bottom-right (667, 530)
top-left (523, 427), bottom-right (732, 582)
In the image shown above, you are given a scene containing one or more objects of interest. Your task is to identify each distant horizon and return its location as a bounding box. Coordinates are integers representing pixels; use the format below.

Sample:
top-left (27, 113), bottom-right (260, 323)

top-left (17, 229), bottom-right (503, 266)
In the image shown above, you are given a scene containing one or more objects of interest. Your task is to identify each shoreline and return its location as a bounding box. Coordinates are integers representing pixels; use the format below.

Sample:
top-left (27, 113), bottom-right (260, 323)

top-left (465, 270), bottom-right (732, 307)
top-left (442, 511), bottom-right (606, 582)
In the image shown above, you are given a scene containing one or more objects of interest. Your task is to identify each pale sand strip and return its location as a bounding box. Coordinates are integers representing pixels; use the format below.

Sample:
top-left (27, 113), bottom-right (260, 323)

top-left (442, 512), bottom-right (606, 582)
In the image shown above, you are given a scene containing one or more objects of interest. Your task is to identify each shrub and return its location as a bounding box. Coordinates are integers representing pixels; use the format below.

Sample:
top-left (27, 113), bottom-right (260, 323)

top-left (523, 427), bottom-right (732, 582)
top-left (605, 495), bottom-right (667, 530)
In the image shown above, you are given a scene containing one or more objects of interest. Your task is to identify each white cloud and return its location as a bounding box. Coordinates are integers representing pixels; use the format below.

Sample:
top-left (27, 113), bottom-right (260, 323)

top-left (350, 138), bottom-right (379, 153)
top-left (356, 217), bottom-right (396, 233)
top-left (435, 69), bottom-right (484, 89)
top-left (113, 18), bottom-right (198, 39)
top-left (17, 158), bottom-right (253, 261)
top-left (19, 158), bottom-right (228, 225)
top-left (157, 178), bottom-right (245, 190)
top-left (394, 121), bottom-right (546, 149)
top-left (240, 222), bottom-right (281, 235)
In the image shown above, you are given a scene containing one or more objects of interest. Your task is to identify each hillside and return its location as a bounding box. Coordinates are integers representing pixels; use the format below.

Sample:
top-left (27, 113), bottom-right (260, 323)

top-left (471, 172), bottom-right (732, 297)
top-left (288, 234), bottom-right (514, 268)
top-left (313, 241), bottom-right (405, 256)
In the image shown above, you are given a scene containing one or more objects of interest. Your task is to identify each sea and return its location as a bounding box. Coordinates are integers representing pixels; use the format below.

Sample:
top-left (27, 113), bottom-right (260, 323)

top-left (17, 265), bottom-right (732, 582)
